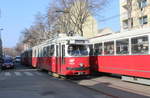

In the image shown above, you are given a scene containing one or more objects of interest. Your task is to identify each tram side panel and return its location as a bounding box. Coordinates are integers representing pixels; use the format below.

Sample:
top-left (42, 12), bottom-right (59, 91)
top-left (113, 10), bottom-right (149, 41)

top-left (97, 55), bottom-right (150, 78)
top-left (32, 57), bottom-right (37, 68)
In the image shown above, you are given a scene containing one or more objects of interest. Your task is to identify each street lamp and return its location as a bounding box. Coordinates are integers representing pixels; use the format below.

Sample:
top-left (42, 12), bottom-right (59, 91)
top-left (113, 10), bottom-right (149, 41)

top-left (56, 10), bottom-right (69, 13)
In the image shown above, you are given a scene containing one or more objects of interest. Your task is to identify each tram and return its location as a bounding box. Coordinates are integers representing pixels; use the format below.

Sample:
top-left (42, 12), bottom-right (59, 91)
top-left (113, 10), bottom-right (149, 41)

top-left (21, 49), bottom-right (32, 66)
top-left (89, 28), bottom-right (150, 85)
top-left (21, 34), bottom-right (90, 76)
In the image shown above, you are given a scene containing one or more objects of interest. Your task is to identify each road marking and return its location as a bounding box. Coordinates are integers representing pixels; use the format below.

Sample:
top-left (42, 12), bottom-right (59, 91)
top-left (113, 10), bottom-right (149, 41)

top-left (94, 95), bottom-right (111, 98)
top-left (24, 72), bottom-right (34, 76)
top-left (5, 72), bottom-right (11, 76)
top-left (34, 72), bottom-right (42, 76)
top-left (14, 72), bottom-right (22, 76)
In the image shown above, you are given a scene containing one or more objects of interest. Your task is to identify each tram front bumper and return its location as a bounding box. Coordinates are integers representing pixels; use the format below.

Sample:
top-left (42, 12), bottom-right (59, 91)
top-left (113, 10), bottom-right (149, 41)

top-left (66, 67), bottom-right (90, 75)
top-left (66, 67), bottom-right (89, 71)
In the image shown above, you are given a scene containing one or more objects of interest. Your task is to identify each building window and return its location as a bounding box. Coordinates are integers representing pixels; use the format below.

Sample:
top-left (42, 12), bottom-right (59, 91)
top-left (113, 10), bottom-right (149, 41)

top-left (116, 39), bottom-right (129, 54)
top-left (138, 0), bottom-right (147, 9)
top-left (104, 41), bottom-right (114, 55)
top-left (139, 16), bottom-right (148, 25)
top-left (131, 36), bottom-right (149, 54)
top-left (123, 18), bottom-right (133, 29)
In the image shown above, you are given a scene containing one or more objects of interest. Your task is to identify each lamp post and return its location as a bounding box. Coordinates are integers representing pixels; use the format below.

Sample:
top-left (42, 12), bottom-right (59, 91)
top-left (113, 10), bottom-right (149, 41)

top-left (0, 28), bottom-right (3, 64)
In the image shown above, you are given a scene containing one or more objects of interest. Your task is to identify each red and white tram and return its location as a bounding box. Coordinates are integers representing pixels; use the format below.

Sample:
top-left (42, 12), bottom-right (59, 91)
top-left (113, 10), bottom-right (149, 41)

top-left (21, 34), bottom-right (90, 76)
top-left (90, 28), bottom-right (150, 85)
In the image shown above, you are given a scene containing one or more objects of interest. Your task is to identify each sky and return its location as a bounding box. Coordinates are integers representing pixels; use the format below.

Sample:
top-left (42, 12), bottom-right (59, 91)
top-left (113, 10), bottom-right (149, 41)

top-left (0, 0), bottom-right (120, 48)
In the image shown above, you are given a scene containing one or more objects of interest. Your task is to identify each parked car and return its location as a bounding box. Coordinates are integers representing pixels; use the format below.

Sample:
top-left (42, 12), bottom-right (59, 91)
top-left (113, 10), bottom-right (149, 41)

top-left (14, 56), bottom-right (21, 63)
top-left (1, 57), bottom-right (14, 70)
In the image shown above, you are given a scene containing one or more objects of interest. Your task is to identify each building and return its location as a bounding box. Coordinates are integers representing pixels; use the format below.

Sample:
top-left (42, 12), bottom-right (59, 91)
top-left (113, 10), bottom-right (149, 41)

top-left (88, 28), bottom-right (116, 40)
top-left (97, 28), bottom-right (114, 36)
top-left (120, 0), bottom-right (150, 31)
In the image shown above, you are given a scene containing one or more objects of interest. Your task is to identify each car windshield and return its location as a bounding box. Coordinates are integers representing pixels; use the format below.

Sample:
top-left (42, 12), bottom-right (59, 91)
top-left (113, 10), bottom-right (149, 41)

top-left (68, 45), bottom-right (88, 56)
top-left (4, 58), bottom-right (13, 63)
top-left (16, 57), bottom-right (20, 59)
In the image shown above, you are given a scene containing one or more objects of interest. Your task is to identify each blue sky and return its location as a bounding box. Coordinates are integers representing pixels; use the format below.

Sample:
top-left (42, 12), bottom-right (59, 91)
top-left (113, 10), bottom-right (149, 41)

top-left (0, 0), bottom-right (120, 48)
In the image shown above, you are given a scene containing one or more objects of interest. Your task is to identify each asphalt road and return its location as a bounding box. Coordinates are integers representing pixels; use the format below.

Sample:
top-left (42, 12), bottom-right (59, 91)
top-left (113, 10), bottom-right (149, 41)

top-left (0, 63), bottom-right (111, 98)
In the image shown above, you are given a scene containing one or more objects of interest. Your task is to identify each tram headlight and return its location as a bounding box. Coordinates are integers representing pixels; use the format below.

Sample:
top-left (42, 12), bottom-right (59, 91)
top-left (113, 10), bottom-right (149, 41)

top-left (79, 63), bottom-right (84, 67)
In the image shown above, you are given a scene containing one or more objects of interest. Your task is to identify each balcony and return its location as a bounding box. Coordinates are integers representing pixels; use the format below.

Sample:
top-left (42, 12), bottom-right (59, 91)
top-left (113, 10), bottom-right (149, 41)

top-left (121, 12), bottom-right (129, 20)
top-left (121, 0), bottom-right (128, 9)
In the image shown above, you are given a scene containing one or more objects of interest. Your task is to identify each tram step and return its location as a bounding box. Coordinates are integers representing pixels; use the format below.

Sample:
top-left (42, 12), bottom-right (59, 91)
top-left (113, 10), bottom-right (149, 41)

top-left (52, 73), bottom-right (60, 78)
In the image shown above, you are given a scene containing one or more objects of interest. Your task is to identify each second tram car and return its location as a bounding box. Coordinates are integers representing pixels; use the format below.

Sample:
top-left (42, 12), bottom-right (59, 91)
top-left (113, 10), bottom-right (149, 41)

top-left (90, 28), bottom-right (150, 85)
top-left (21, 34), bottom-right (90, 76)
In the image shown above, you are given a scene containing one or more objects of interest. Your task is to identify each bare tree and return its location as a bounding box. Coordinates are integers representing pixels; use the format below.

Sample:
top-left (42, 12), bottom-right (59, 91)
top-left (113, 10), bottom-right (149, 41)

top-left (53, 0), bottom-right (107, 36)
top-left (19, 0), bottom-right (107, 48)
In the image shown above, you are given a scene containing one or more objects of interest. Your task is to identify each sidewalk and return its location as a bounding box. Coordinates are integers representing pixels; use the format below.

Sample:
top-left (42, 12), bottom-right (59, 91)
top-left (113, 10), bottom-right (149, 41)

top-left (72, 76), bottom-right (150, 98)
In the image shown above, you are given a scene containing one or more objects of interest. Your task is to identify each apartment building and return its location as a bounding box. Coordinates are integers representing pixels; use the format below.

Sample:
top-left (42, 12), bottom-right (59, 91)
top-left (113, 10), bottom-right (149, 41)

top-left (120, 0), bottom-right (150, 31)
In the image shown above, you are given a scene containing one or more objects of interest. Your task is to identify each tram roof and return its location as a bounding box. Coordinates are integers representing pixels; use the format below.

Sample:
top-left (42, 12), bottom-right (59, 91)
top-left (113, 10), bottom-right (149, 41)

top-left (33, 33), bottom-right (88, 48)
top-left (90, 28), bottom-right (150, 43)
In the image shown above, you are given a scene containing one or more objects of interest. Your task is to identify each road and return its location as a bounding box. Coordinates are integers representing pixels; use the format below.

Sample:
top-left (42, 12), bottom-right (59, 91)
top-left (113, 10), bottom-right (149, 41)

top-left (0, 64), bottom-right (110, 98)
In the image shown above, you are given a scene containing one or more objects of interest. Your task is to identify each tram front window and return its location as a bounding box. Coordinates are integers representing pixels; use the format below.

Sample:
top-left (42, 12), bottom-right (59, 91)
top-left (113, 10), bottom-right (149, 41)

top-left (68, 45), bottom-right (88, 56)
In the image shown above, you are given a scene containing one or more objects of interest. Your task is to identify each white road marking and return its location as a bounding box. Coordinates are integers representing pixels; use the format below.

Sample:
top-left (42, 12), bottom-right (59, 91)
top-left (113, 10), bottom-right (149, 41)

top-left (34, 72), bottom-right (42, 76)
top-left (24, 72), bottom-right (34, 76)
top-left (94, 95), bottom-right (111, 98)
top-left (14, 72), bottom-right (22, 76)
top-left (5, 72), bottom-right (11, 76)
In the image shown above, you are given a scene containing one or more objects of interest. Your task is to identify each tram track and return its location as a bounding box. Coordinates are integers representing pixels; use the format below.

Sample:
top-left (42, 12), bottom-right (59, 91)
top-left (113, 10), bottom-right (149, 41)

top-left (67, 79), bottom-right (119, 98)
top-left (67, 76), bottom-right (150, 98)
top-left (89, 78), bottom-right (150, 97)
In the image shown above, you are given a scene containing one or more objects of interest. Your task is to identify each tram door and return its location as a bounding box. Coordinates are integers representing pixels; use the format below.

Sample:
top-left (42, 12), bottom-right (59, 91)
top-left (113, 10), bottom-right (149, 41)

top-left (56, 44), bottom-right (62, 74)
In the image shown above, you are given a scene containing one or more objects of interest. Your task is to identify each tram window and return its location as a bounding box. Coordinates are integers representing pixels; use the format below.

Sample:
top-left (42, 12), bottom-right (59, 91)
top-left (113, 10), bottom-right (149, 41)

top-left (89, 44), bottom-right (94, 56)
top-left (116, 39), bottom-right (129, 54)
top-left (36, 49), bottom-right (38, 57)
top-left (39, 49), bottom-right (42, 57)
top-left (46, 46), bottom-right (49, 57)
top-left (62, 45), bottom-right (65, 64)
top-left (104, 41), bottom-right (114, 55)
top-left (131, 36), bottom-right (149, 54)
top-left (50, 45), bottom-right (54, 56)
top-left (94, 43), bottom-right (102, 55)
top-left (68, 45), bottom-right (88, 56)
top-left (37, 49), bottom-right (39, 57)
top-left (43, 47), bottom-right (47, 57)
top-left (41, 48), bottom-right (43, 57)
top-left (62, 45), bottom-right (65, 57)
top-left (47, 46), bottom-right (50, 57)
top-left (34, 50), bottom-right (36, 57)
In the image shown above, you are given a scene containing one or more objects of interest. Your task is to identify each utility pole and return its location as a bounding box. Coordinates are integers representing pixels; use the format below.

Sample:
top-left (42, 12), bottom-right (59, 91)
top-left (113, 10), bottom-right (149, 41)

top-left (0, 9), bottom-right (3, 65)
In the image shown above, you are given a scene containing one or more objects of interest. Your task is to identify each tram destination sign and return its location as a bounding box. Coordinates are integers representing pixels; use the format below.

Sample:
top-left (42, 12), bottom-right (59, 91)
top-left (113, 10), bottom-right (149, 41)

top-left (75, 40), bottom-right (85, 43)
top-left (68, 40), bottom-right (89, 44)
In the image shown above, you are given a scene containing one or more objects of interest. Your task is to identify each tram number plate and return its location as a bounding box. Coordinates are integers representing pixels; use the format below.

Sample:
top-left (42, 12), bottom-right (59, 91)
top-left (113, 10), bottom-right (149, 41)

top-left (79, 72), bottom-right (84, 75)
